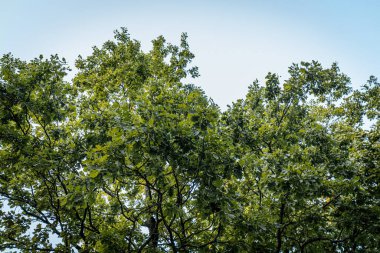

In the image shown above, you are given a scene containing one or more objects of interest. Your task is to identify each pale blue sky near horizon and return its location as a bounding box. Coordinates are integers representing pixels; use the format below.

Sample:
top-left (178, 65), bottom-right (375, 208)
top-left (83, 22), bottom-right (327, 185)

top-left (1, 0), bottom-right (380, 109)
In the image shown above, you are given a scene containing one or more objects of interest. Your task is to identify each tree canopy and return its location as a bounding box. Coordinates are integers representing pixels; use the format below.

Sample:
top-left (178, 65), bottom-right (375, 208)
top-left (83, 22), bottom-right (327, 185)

top-left (0, 28), bottom-right (379, 252)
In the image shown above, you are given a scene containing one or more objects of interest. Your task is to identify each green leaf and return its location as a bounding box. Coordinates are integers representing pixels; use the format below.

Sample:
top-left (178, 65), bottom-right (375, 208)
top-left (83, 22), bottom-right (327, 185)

top-left (89, 169), bottom-right (100, 178)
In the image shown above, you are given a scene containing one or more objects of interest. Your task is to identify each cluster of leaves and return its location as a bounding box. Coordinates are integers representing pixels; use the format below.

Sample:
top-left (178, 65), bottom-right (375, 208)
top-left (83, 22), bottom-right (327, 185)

top-left (0, 28), bottom-right (379, 252)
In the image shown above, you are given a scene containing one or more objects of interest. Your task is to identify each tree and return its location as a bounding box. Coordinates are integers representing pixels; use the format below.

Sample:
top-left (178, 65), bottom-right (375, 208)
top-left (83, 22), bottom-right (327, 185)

top-left (0, 28), bottom-right (379, 252)
top-left (219, 62), bottom-right (380, 252)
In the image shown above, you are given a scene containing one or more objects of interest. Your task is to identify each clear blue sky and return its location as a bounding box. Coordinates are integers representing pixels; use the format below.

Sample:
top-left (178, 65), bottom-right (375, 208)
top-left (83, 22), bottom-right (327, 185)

top-left (1, 0), bottom-right (379, 109)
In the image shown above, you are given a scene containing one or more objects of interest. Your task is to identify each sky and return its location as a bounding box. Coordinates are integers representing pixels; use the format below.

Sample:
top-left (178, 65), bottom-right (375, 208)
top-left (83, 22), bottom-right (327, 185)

top-left (1, 0), bottom-right (380, 110)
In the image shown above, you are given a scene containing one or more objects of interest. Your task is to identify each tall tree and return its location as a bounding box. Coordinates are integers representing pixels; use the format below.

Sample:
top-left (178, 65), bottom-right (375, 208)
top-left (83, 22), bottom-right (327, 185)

top-left (220, 62), bottom-right (380, 252)
top-left (0, 29), bottom-right (379, 252)
top-left (0, 29), bottom-right (232, 252)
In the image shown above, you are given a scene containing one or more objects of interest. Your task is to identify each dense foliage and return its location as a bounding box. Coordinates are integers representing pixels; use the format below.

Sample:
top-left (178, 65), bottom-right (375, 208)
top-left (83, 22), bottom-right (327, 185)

top-left (0, 29), bottom-right (379, 252)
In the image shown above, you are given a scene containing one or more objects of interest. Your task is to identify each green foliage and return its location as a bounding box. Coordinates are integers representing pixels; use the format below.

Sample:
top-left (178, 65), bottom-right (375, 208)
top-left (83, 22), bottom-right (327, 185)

top-left (0, 28), bottom-right (379, 252)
